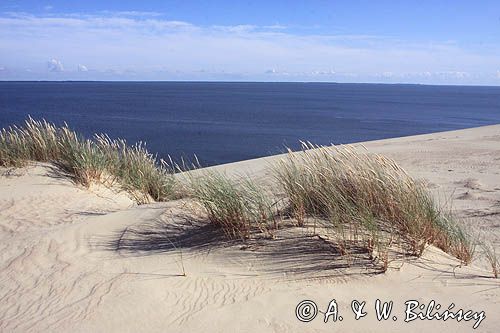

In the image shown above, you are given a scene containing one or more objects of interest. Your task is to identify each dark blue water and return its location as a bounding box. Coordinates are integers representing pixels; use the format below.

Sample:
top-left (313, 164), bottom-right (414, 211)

top-left (1, 82), bottom-right (500, 166)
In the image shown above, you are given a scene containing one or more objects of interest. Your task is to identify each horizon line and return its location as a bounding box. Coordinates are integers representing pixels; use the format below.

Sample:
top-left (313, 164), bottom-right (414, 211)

top-left (1, 80), bottom-right (500, 88)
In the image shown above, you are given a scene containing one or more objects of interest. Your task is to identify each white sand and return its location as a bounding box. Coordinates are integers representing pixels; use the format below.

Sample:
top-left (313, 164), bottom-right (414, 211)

top-left (1, 125), bottom-right (499, 332)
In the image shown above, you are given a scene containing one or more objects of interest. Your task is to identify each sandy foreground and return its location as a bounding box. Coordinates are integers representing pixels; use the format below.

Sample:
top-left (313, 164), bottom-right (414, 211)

top-left (1, 125), bottom-right (499, 332)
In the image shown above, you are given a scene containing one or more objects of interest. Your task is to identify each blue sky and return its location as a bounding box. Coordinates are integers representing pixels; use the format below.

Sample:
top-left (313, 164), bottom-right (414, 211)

top-left (1, 0), bottom-right (500, 84)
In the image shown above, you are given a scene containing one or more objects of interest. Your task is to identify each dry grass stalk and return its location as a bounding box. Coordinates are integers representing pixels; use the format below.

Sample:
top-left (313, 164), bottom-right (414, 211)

top-left (481, 241), bottom-right (499, 278)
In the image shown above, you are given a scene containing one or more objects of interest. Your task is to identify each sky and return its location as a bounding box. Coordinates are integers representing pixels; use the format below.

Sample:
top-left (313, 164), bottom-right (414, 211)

top-left (1, 0), bottom-right (500, 84)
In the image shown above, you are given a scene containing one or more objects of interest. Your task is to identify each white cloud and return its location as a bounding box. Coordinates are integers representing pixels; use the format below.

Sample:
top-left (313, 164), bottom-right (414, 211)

top-left (0, 12), bottom-right (499, 83)
top-left (496, 70), bottom-right (500, 79)
top-left (434, 71), bottom-right (470, 79)
top-left (417, 71), bottom-right (432, 77)
top-left (99, 11), bottom-right (163, 17)
top-left (310, 70), bottom-right (336, 76)
top-left (263, 24), bottom-right (287, 30)
top-left (212, 24), bottom-right (257, 33)
top-left (47, 59), bottom-right (63, 72)
top-left (77, 64), bottom-right (88, 72)
top-left (264, 69), bottom-right (339, 77)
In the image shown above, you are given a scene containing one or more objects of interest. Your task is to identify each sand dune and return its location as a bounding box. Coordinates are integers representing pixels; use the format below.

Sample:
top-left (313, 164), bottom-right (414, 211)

top-left (1, 125), bottom-right (499, 332)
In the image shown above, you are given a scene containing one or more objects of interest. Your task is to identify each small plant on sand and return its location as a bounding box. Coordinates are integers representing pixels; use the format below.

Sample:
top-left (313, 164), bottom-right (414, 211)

top-left (481, 241), bottom-right (499, 278)
top-left (274, 142), bottom-right (473, 265)
top-left (188, 171), bottom-right (276, 239)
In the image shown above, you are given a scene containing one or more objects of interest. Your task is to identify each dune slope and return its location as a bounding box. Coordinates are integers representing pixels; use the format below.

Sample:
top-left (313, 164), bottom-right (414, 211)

top-left (1, 125), bottom-right (499, 332)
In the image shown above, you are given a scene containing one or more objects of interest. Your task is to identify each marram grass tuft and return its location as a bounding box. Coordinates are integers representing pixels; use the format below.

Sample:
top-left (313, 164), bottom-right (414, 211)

top-left (0, 117), bottom-right (178, 203)
top-left (274, 142), bottom-right (473, 264)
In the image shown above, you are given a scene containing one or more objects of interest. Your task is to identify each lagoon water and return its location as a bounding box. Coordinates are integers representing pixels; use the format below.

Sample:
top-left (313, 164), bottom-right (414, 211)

top-left (1, 81), bottom-right (500, 166)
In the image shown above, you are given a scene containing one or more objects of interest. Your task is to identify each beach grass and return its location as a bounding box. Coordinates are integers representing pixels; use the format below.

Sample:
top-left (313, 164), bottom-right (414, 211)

top-left (0, 118), bottom-right (60, 167)
top-left (93, 134), bottom-right (176, 203)
top-left (274, 142), bottom-right (473, 264)
top-left (187, 170), bottom-right (276, 239)
top-left (0, 117), bottom-right (177, 203)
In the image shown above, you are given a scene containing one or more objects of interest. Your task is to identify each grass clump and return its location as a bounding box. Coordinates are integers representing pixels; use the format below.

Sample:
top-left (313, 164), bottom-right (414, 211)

top-left (188, 171), bottom-right (276, 239)
top-left (274, 142), bottom-right (473, 264)
top-left (55, 130), bottom-right (110, 187)
top-left (94, 135), bottom-right (176, 203)
top-left (0, 117), bottom-right (177, 203)
top-left (0, 117), bottom-right (60, 167)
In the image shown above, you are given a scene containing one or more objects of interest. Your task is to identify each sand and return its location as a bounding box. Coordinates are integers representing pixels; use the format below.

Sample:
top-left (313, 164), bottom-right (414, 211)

top-left (1, 125), bottom-right (499, 332)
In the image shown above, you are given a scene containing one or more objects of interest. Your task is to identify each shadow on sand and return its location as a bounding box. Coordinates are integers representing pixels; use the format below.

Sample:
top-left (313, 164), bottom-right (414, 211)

top-left (99, 213), bottom-right (383, 280)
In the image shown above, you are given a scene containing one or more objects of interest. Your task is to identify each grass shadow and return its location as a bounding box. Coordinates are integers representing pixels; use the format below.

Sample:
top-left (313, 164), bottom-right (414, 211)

top-left (101, 214), bottom-right (238, 254)
top-left (100, 215), bottom-right (383, 280)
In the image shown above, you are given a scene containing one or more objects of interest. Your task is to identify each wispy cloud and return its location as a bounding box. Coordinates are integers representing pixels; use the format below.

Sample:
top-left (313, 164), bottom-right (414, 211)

top-left (211, 24), bottom-right (258, 33)
top-left (98, 11), bottom-right (164, 17)
top-left (1, 12), bottom-right (499, 83)
top-left (0, 13), bottom-right (195, 31)
top-left (263, 24), bottom-right (287, 30)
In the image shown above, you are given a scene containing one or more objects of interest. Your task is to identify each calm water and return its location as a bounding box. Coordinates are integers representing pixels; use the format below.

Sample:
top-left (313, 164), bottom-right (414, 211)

top-left (1, 82), bottom-right (500, 166)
